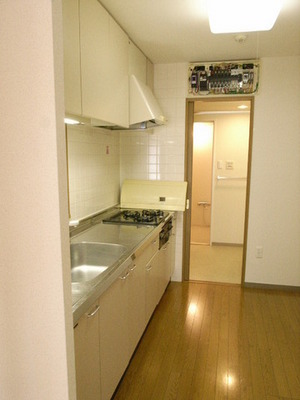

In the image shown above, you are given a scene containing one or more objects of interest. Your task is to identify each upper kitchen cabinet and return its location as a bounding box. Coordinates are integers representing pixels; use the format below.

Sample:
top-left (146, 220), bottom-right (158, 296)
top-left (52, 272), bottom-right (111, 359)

top-left (146, 59), bottom-right (154, 90)
top-left (62, 0), bottom-right (129, 127)
top-left (62, 0), bottom-right (82, 116)
top-left (80, 0), bottom-right (129, 127)
top-left (129, 41), bottom-right (147, 84)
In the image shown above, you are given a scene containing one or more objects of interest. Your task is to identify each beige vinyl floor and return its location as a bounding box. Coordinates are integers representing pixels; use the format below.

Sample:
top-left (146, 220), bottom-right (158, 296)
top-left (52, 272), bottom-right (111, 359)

top-left (189, 244), bottom-right (243, 284)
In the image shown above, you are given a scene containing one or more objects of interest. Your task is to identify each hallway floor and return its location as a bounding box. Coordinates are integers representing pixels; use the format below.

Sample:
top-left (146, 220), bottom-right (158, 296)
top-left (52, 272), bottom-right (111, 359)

top-left (189, 244), bottom-right (243, 284)
top-left (113, 282), bottom-right (300, 400)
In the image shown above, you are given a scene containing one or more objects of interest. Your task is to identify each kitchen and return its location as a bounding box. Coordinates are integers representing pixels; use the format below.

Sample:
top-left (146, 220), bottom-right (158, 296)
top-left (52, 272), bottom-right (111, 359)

top-left (1, 1), bottom-right (300, 399)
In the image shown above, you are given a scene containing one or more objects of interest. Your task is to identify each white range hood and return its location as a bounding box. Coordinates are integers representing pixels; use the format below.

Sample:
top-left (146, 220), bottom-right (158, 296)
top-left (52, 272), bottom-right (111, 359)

top-left (106, 75), bottom-right (166, 130)
top-left (129, 75), bottom-right (166, 129)
top-left (120, 180), bottom-right (188, 211)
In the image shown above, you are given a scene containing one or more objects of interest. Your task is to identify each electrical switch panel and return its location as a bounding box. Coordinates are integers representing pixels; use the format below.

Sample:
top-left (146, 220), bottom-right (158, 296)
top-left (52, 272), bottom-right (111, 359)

top-left (188, 60), bottom-right (259, 96)
top-left (226, 161), bottom-right (234, 170)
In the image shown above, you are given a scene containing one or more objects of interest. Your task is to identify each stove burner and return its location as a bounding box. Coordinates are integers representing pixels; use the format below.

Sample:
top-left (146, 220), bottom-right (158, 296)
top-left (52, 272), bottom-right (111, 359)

top-left (103, 209), bottom-right (167, 226)
top-left (123, 209), bottom-right (162, 223)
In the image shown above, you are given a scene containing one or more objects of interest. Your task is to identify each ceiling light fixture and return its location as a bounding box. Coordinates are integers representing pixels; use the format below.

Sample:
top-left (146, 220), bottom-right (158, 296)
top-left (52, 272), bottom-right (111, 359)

top-left (208, 0), bottom-right (283, 34)
top-left (238, 105), bottom-right (248, 109)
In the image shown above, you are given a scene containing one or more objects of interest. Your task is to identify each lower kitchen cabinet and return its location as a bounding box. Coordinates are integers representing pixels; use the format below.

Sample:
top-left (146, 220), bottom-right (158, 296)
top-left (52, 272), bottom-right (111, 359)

top-left (145, 250), bottom-right (160, 324)
top-left (127, 256), bottom-right (146, 356)
top-left (99, 268), bottom-right (130, 400)
top-left (158, 241), bottom-right (172, 299)
top-left (73, 301), bottom-right (101, 400)
top-left (170, 214), bottom-right (177, 277)
top-left (73, 231), bottom-right (175, 400)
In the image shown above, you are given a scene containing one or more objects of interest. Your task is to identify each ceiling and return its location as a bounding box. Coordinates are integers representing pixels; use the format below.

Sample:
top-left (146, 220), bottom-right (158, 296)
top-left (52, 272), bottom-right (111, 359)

top-left (99, 0), bottom-right (300, 64)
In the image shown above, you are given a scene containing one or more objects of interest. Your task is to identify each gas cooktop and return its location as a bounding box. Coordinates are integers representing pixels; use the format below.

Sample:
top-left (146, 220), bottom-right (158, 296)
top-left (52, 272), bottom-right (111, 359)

top-left (103, 209), bottom-right (168, 226)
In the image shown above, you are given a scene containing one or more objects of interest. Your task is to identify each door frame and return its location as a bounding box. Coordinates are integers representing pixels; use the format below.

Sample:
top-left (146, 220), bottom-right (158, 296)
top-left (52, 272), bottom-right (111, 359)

top-left (182, 96), bottom-right (255, 284)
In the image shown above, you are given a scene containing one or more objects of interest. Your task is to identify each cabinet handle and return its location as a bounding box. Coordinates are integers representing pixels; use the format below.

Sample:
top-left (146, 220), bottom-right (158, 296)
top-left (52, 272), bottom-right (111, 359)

top-left (87, 305), bottom-right (100, 318)
top-left (130, 264), bottom-right (137, 272)
top-left (119, 270), bottom-right (130, 280)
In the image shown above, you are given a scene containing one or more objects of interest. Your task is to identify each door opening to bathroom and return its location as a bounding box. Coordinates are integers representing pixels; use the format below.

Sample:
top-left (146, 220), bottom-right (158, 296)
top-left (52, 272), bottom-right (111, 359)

top-left (191, 122), bottom-right (214, 245)
top-left (184, 98), bottom-right (254, 285)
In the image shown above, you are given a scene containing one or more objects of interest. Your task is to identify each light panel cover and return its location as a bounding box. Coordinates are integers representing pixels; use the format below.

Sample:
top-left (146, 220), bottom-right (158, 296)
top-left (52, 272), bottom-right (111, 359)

top-left (208, 0), bottom-right (283, 34)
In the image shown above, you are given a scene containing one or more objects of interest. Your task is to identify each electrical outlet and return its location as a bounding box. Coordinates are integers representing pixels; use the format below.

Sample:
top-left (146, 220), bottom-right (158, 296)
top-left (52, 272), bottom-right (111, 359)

top-left (255, 246), bottom-right (263, 258)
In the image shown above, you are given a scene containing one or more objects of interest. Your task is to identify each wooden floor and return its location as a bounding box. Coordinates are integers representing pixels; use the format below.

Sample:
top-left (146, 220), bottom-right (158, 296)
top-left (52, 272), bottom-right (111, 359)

top-left (113, 282), bottom-right (300, 400)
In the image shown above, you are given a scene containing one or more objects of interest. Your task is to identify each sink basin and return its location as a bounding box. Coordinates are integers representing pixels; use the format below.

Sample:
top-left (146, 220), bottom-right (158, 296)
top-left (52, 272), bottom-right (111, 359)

top-left (70, 242), bottom-right (127, 283)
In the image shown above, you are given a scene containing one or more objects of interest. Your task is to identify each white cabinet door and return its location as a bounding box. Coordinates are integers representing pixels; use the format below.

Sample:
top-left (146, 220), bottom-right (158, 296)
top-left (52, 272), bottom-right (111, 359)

top-left (127, 256), bottom-right (146, 356)
top-left (99, 235), bottom-right (159, 399)
top-left (62, 0), bottom-right (129, 126)
top-left (62, 0), bottom-right (82, 116)
top-left (80, 0), bottom-right (128, 126)
top-left (80, 0), bottom-right (109, 121)
top-left (107, 17), bottom-right (129, 127)
top-left (170, 216), bottom-right (177, 277)
top-left (145, 250), bottom-right (160, 324)
top-left (73, 302), bottom-right (101, 400)
top-left (129, 41), bottom-right (147, 84)
top-left (99, 268), bottom-right (130, 400)
top-left (158, 241), bottom-right (172, 299)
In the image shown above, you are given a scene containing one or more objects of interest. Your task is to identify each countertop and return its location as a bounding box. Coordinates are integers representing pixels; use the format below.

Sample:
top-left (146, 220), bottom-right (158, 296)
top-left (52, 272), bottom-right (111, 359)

top-left (71, 220), bottom-right (162, 325)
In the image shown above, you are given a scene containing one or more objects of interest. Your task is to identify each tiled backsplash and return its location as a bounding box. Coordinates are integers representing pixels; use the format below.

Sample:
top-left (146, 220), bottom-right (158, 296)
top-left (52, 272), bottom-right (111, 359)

top-left (67, 124), bottom-right (120, 220)
top-left (120, 129), bottom-right (184, 184)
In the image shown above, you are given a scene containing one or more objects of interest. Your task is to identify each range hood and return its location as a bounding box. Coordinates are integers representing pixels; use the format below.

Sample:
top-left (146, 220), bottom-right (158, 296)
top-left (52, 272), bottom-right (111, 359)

top-left (67, 75), bottom-right (166, 130)
top-left (107, 75), bottom-right (166, 130)
top-left (128, 75), bottom-right (166, 129)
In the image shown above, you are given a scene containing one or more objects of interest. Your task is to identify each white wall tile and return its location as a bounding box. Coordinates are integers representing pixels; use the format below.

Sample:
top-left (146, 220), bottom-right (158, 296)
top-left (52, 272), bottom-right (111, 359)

top-left (67, 124), bottom-right (120, 220)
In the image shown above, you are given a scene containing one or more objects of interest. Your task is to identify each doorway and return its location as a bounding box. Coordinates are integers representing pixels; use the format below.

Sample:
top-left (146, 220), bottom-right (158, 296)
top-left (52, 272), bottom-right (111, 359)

top-left (191, 122), bottom-right (214, 245)
top-left (184, 98), bottom-right (254, 284)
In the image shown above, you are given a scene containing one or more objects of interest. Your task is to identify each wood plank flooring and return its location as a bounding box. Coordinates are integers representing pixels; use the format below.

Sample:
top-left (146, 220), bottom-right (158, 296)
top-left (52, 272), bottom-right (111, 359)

top-left (113, 282), bottom-right (300, 400)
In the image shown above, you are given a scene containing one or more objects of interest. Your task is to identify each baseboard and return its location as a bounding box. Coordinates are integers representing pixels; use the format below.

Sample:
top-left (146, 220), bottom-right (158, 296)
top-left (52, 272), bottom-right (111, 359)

top-left (243, 282), bottom-right (300, 292)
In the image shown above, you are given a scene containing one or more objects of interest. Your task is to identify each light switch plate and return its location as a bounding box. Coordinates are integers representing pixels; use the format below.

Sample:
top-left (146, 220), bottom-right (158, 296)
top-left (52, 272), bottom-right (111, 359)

top-left (226, 160), bottom-right (234, 170)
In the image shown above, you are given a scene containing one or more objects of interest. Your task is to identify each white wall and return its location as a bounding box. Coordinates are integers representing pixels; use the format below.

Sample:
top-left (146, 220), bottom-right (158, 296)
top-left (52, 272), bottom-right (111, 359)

top-left (149, 56), bottom-right (300, 287)
top-left (67, 124), bottom-right (120, 220)
top-left (0, 1), bottom-right (75, 399)
top-left (245, 56), bottom-right (300, 286)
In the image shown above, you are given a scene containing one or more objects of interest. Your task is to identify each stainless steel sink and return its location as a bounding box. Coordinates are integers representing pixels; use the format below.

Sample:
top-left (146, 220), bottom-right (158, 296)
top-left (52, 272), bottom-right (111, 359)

top-left (70, 242), bottom-right (127, 283)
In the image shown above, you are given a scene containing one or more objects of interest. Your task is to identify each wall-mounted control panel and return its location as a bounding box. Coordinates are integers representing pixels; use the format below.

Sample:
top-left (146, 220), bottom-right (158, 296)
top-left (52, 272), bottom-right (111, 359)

top-left (188, 60), bottom-right (259, 97)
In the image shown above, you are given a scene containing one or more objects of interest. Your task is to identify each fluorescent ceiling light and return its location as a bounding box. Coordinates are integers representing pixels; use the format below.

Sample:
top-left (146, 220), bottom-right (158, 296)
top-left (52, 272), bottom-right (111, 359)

top-left (238, 105), bottom-right (248, 109)
top-left (208, 0), bottom-right (283, 34)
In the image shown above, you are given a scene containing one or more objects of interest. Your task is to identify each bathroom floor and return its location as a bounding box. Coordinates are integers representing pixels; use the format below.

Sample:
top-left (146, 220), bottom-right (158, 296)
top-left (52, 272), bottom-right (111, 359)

top-left (189, 244), bottom-right (243, 284)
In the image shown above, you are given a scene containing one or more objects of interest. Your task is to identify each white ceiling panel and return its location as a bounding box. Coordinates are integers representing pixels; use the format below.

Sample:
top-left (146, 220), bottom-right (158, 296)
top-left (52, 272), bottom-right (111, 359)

top-left (99, 0), bottom-right (300, 63)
